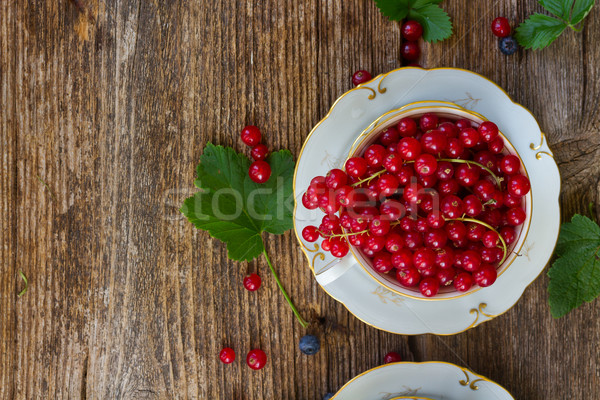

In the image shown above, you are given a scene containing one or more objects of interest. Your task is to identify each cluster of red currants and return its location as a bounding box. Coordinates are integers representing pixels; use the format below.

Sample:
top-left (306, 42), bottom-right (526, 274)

top-left (399, 20), bottom-right (424, 66)
top-left (241, 125), bottom-right (272, 183)
top-left (301, 113), bottom-right (531, 297)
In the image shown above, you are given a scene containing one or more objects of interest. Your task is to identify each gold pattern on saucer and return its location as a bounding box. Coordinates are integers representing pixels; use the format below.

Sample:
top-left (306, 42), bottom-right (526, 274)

top-left (450, 92), bottom-right (482, 108)
top-left (459, 369), bottom-right (486, 390)
top-left (298, 242), bottom-right (325, 273)
top-left (379, 387), bottom-right (421, 399)
top-left (466, 303), bottom-right (496, 330)
top-left (530, 131), bottom-right (554, 159)
top-left (372, 286), bottom-right (405, 306)
top-left (377, 76), bottom-right (388, 94)
top-left (355, 85), bottom-right (377, 100)
top-left (519, 240), bottom-right (535, 261)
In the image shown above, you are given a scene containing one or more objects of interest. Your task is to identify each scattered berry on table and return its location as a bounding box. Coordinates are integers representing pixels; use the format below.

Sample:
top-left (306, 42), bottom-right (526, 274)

top-left (251, 144), bottom-right (269, 161)
top-left (243, 273), bottom-right (262, 291)
top-left (384, 351), bottom-right (402, 364)
top-left (401, 20), bottom-right (424, 41)
top-left (352, 70), bottom-right (372, 86)
top-left (241, 125), bottom-right (261, 147)
top-left (499, 36), bottom-right (518, 55)
top-left (248, 160), bottom-right (271, 183)
top-left (219, 347), bottom-right (236, 364)
top-left (401, 41), bottom-right (421, 61)
top-left (491, 17), bottom-right (511, 38)
top-left (246, 349), bottom-right (267, 370)
top-left (299, 335), bottom-right (321, 355)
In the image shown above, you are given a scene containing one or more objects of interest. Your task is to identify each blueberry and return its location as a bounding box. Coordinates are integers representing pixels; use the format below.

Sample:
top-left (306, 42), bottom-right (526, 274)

top-left (299, 334), bottom-right (320, 355)
top-left (499, 36), bottom-right (518, 55)
top-left (323, 393), bottom-right (335, 400)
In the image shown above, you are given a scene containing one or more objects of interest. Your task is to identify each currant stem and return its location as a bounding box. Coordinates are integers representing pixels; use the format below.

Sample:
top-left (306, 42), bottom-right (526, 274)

top-left (263, 249), bottom-right (309, 328)
top-left (351, 169), bottom-right (386, 187)
top-left (447, 217), bottom-right (508, 263)
top-left (438, 158), bottom-right (503, 189)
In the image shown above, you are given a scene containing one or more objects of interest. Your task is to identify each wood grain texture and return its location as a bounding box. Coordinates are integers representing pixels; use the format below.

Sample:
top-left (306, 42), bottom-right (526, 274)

top-left (1, 0), bottom-right (599, 399)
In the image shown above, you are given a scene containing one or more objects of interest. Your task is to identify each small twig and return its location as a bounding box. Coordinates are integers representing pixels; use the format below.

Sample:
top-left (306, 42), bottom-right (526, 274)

top-left (18, 271), bottom-right (28, 297)
top-left (36, 175), bottom-right (56, 202)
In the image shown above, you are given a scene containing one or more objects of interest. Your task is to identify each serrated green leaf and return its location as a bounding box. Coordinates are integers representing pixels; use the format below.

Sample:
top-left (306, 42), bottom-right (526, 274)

top-left (539, 0), bottom-right (572, 20)
top-left (181, 143), bottom-right (295, 262)
top-left (408, 3), bottom-right (453, 43)
top-left (410, 0), bottom-right (443, 8)
top-left (515, 13), bottom-right (567, 49)
top-left (571, 0), bottom-right (595, 24)
top-left (548, 215), bottom-right (600, 318)
top-left (374, 0), bottom-right (410, 21)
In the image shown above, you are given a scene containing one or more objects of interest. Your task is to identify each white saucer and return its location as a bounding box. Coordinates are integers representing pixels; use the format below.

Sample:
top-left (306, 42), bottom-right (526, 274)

top-left (330, 362), bottom-right (514, 400)
top-left (293, 67), bottom-right (561, 335)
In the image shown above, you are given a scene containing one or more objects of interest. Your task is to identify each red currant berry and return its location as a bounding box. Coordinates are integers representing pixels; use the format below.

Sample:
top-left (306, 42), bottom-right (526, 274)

top-left (348, 232), bottom-right (368, 247)
top-left (463, 194), bottom-right (484, 217)
top-left (488, 136), bottom-right (504, 154)
top-left (459, 128), bottom-right (480, 148)
top-left (318, 190), bottom-right (339, 215)
top-left (455, 119), bottom-right (472, 130)
top-left (438, 122), bottom-right (459, 138)
top-left (396, 266), bottom-right (421, 287)
top-left (482, 230), bottom-right (500, 248)
top-left (454, 272), bottom-right (473, 292)
top-left (445, 138), bottom-right (464, 158)
top-left (435, 246), bottom-right (456, 269)
top-left (370, 216), bottom-right (391, 237)
top-left (473, 264), bottom-right (497, 287)
top-left (441, 195), bottom-right (465, 219)
top-left (366, 235), bottom-right (386, 252)
top-left (455, 164), bottom-right (480, 186)
top-left (345, 157), bottom-right (369, 178)
top-left (249, 160), bottom-right (272, 183)
top-left (302, 226), bottom-right (320, 242)
top-left (478, 121), bottom-right (499, 142)
top-left (321, 215), bottom-right (341, 232)
top-left (385, 233), bottom-right (405, 253)
top-left (421, 130), bottom-right (447, 155)
top-left (220, 347), bottom-right (236, 364)
top-left (415, 218), bottom-right (429, 233)
top-left (401, 20), bottom-right (424, 41)
top-left (380, 199), bottom-right (406, 221)
top-left (397, 117), bottom-right (418, 137)
top-left (384, 351), bottom-right (402, 364)
top-left (460, 250), bottom-right (482, 272)
top-left (331, 240), bottom-right (350, 258)
top-left (373, 251), bottom-right (393, 273)
top-left (500, 226), bottom-right (516, 245)
top-left (380, 126), bottom-right (400, 146)
top-left (401, 41), bottom-right (421, 61)
top-left (396, 165), bottom-right (414, 185)
top-left (491, 17), bottom-right (511, 38)
top-left (392, 249), bottom-right (414, 270)
top-left (424, 229), bottom-right (448, 249)
top-left (340, 212), bottom-right (352, 229)
top-left (481, 209), bottom-right (503, 228)
top-left (399, 216), bottom-right (416, 232)
top-left (437, 179), bottom-right (460, 196)
top-left (508, 175), bottom-right (531, 197)
top-left (504, 193), bottom-right (522, 208)
top-left (413, 247), bottom-right (436, 270)
top-left (378, 174), bottom-right (400, 196)
top-left (321, 238), bottom-right (332, 251)
top-left (445, 220), bottom-right (467, 241)
top-left (427, 211), bottom-right (445, 229)
top-left (403, 231), bottom-right (423, 250)
top-left (420, 277), bottom-right (440, 297)
top-left (507, 207), bottom-right (526, 226)
top-left (243, 273), bottom-right (262, 291)
top-left (418, 174), bottom-right (438, 188)
top-left (364, 144), bottom-right (387, 167)
top-left (381, 154), bottom-right (401, 174)
top-left (467, 223), bottom-right (486, 241)
top-left (419, 113), bottom-right (439, 131)
top-left (500, 154), bottom-right (521, 175)
top-left (352, 70), bottom-right (372, 86)
top-left (415, 154), bottom-right (438, 177)
top-left (402, 182), bottom-right (423, 204)
top-left (302, 192), bottom-right (318, 210)
top-left (241, 125), bottom-right (261, 146)
top-left (437, 267), bottom-right (456, 287)
top-left (325, 169), bottom-right (348, 189)
top-left (474, 180), bottom-right (496, 201)
top-left (481, 247), bottom-right (503, 263)
top-left (398, 137), bottom-right (422, 160)
top-left (336, 185), bottom-right (354, 207)
top-left (251, 144), bottom-right (269, 161)
top-left (435, 161), bottom-right (454, 181)
top-left (247, 349), bottom-right (267, 370)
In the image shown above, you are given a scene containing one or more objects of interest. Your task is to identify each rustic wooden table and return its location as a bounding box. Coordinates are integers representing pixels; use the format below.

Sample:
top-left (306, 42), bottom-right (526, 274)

top-left (2, 1), bottom-right (599, 399)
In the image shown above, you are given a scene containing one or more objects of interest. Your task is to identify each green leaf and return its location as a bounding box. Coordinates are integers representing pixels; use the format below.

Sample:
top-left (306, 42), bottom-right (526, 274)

top-left (515, 13), bottom-right (567, 49)
top-left (571, 0), bottom-right (595, 24)
top-left (410, 0), bottom-right (443, 7)
top-left (374, 0), bottom-right (410, 21)
top-left (181, 143), bottom-right (295, 262)
top-left (548, 215), bottom-right (600, 318)
top-left (408, 3), bottom-right (453, 43)
top-left (539, 0), bottom-right (572, 20)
